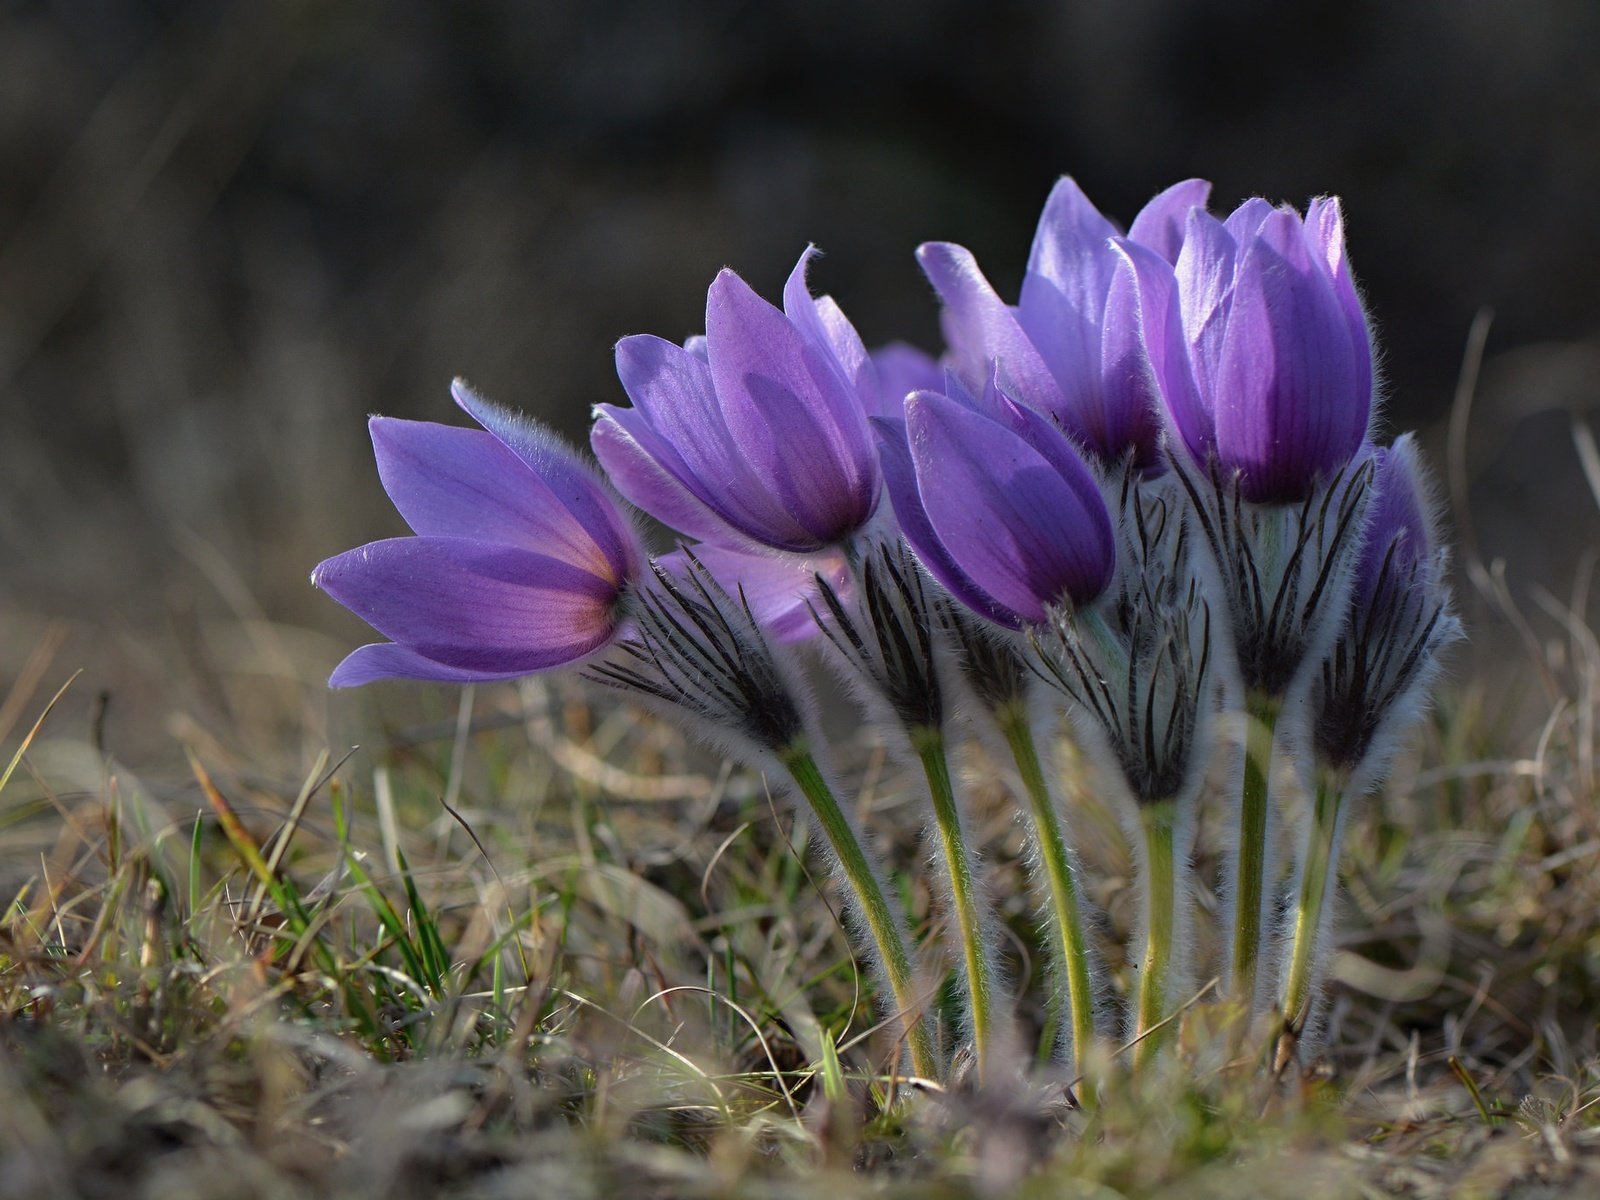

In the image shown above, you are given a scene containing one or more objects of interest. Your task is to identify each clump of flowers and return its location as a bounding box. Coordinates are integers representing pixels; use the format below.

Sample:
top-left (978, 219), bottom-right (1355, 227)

top-left (314, 177), bottom-right (1457, 1097)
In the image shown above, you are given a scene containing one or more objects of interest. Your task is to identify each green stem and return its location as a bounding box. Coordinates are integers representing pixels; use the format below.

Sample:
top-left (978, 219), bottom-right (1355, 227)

top-left (995, 704), bottom-right (1096, 1087)
top-left (910, 724), bottom-right (999, 1083)
top-left (780, 744), bottom-right (941, 1082)
top-left (1232, 690), bottom-right (1281, 1006)
top-left (1134, 801), bottom-right (1177, 1070)
top-left (1278, 767), bottom-right (1345, 1058)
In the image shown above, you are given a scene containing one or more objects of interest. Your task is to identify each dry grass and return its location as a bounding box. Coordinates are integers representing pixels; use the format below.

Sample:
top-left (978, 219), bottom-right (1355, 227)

top-left (2, 564), bottom-right (1598, 1199)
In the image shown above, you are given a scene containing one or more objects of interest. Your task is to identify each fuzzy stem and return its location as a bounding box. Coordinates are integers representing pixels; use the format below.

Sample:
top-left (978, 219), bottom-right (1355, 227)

top-left (1275, 766), bottom-right (1346, 1070)
top-left (995, 703), bottom-right (1096, 1090)
top-left (1133, 800), bottom-right (1177, 1070)
top-left (1231, 690), bottom-right (1281, 1006)
top-left (779, 743), bottom-right (941, 1082)
top-left (909, 724), bottom-right (999, 1083)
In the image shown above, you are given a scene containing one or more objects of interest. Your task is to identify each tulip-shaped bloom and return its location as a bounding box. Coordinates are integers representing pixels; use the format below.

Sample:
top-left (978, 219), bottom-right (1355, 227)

top-left (1029, 475), bottom-right (1213, 1066)
top-left (1118, 194), bottom-right (1379, 1010)
top-left (897, 384), bottom-right (1117, 624)
top-left (1138, 196), bottom-right (1374, 505)
top-left (312, 381), bottom-right (645, 686)
top-left (917, 177), bottom-right (1211, 473)
top-left (591, 249), bottom-right (884, 556)
top-left (1276, 436), bottom-right (1460, 1066)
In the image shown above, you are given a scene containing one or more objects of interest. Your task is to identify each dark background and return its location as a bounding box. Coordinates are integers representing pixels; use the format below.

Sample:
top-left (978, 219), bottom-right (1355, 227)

top-left (3, 0), bottom-right (1598, 688)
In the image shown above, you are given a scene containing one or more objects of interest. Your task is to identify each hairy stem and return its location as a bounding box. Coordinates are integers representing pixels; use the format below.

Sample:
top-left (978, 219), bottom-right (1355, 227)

top-left (995, 703), bottom-right (1097, 1091)
top-left (780, 743), bottom-right (941, 1082)
top-left (910, 724), bottom-right (1000, 1083)
top-left (1133, 800), bottom-right (1177, 1070)
top-left (1275, 767), bottom-right (1345, 1071)
top-left (1231, 690), bottom-right (1281, 1006)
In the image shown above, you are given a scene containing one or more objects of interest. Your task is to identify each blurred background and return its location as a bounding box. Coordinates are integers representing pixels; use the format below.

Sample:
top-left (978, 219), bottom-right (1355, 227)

top-left (2, 0), bottom-right (1598, 757)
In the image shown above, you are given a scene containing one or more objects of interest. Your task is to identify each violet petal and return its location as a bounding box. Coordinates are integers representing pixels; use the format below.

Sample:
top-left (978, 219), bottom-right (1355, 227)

top-left (312, 536), bottom-right (620, 673)
top-left (1127, 178), bottom-right (1213, 264)
top-left (706, 268), bottom-right (879, 548)
top-left (906, 394), bottom-right (1114, 623)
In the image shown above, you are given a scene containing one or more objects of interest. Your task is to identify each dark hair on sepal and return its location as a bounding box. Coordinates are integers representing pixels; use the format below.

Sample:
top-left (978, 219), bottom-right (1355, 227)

top-left (810, 539), bottom-right (944, 732)
top-left (1314, 546), bottom-right (1460, 773)
top-left (936, 598), bottom-right (1032, 716)
top-left (1028, 478), bottom-right (1214, 807)
top-left (1168, 449), bottom-right (1375, 698)
top-left (587, 550), bottom-right (807, 755)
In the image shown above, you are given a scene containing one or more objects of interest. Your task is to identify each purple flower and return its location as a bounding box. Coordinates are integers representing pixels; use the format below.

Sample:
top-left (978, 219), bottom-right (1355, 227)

top-left (312, 381), bottom-right (644, 687)
top-left (917, 177), bottom-right (1210, 473)
top-left (591, 249), bottom-right (882, 554)
top-left (1121, 195), bottom-right (1374, 504)
top-left (1314, 434), bottom-right (1459, 772)
top-left (894, 379), bottom-right (1115, 627)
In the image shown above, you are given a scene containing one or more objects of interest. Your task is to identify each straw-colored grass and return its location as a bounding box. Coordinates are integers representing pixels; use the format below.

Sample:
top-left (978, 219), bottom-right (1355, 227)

top-left (3, 568), bottom-right (1598, 1199)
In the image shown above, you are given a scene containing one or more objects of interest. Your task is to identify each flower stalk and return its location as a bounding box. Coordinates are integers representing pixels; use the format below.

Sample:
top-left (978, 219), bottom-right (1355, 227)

top-left (909, 724), bottom-right (1002, 1084)
top-left (994, 701), bottom-right (1097, 1085)
top-left (779, 742), bottom-right (942, 1082)
top-left (1231, 689), bottom-right (1281, 1006)
top-left (1133, 799), bottom-right (1179, 1069)
top-left (1274, 765), bottom-right (1346, 1072)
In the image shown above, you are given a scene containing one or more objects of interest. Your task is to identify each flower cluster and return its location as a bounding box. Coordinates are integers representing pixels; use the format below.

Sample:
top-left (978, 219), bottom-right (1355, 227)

top-left (314, 177), bottom-right (1458, 1091)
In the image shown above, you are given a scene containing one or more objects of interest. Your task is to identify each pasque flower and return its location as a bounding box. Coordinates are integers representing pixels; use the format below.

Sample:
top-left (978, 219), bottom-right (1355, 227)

top-left (888, 378), bottom-right (1116, 627)
top-left (1115, 192), bottom-right (1378, 1011)
top-left (1278, 436), bottom-right (1459, 1064)
top-left (1028, 474), bottom-right (1213, 1065)
top-left (1122, 195), bottom-right (1373, 504)
top-left (917, 177), bottom-right (1210, 472)
top-left (312, 381), bottom-right (644, 686)
top-left (592, 249), bottom-right (883, 555)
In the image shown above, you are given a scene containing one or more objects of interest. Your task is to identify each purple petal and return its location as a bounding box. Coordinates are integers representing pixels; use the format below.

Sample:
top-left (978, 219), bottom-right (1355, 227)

top-left (1112, 237), bottom-right (1210, 468)
top-left (872, 413), bottom-right (1023, 627)
top-left (705, 269), bottom-right (880, 548)
top-left (906, 394), bottom-right (1114, 622)
top-left (916, 240), bottom-right (1067, 419)
top-left (590, 399), bottom-right (754, 546)
top-left (1127, 178), bottom-right (1213, 264)
top-left (1174, 208), bottom-right (1240, 408)
top-left (781, 246), bottom-right (878, 417)
top-left (1357, 434), bottom-right (1433, 601)
top-left (1305, 196), bottom-right (1373, 410)
top-left (449, 381), bottom-right (641, 585)
top-left (1092, 255), bottom-right (1166, 472)
top-left (1014, 180), bottom-right (1126, 450)
top-left (329, 643), bottom-right (534, 688)
top-left (971, 371), bottom-right (1111, 511)
top-left (869, 342), bottom-right (943, 420)
top-left (1214, 211), bottom-right (1369, 502)
top-left (312, 537), bottom-right (621, 674)
top-left (1223, 197), bottom-right (1277, 241)
top-left (370, 417), bottom-right (613, 571)
top-left (1019, 177), bottom-right (1120, 334)
top-left (609, 333), bottom-right (825, 550)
